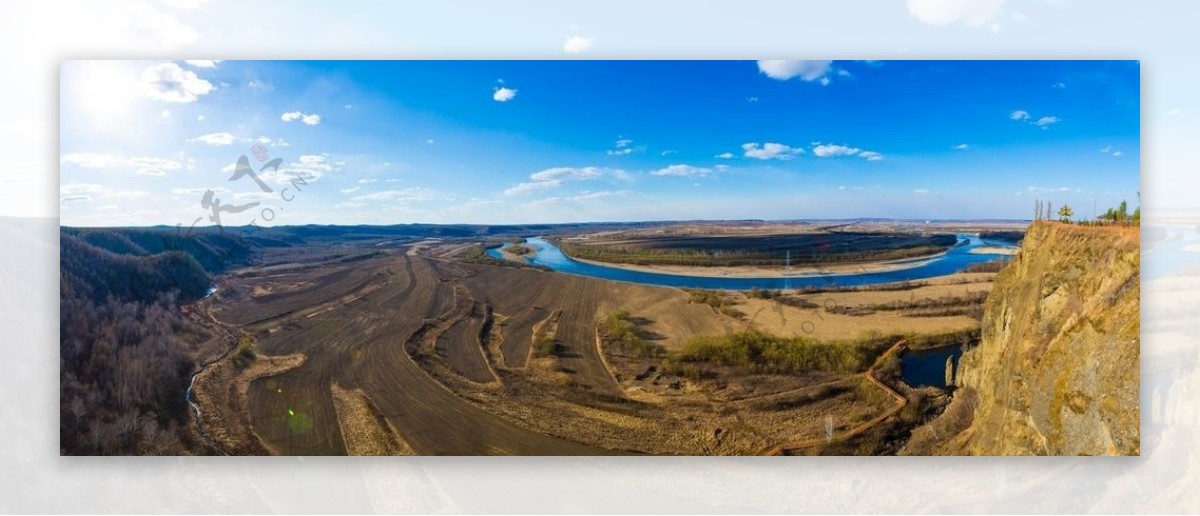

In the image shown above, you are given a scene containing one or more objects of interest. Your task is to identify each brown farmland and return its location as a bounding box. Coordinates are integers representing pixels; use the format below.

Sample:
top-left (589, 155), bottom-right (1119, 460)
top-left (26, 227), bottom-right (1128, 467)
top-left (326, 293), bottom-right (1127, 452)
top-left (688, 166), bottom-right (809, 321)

top-left (191, 240), bottom-right (989, 455)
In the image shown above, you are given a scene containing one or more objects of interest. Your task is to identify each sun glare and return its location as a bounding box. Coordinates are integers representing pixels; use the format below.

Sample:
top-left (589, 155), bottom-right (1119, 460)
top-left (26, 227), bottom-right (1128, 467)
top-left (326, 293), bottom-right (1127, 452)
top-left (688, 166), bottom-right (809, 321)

top-left (68, 61), bottom-right (139, 126)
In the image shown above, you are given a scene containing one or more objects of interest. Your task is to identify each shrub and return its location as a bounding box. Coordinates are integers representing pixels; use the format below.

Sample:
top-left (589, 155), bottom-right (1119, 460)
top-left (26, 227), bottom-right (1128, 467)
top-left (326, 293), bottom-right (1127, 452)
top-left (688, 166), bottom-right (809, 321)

top-left (602, 311), bottom-right (664, 358)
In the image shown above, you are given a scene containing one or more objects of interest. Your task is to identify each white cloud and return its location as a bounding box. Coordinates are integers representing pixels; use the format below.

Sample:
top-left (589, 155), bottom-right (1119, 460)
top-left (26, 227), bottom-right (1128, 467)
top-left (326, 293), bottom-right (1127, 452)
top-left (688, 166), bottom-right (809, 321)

top-left (715, 152), bottom-right (735, 159)
top-left (858, 151), bottom-right (884, 161)
top-left (1026, 186), bottom-right (1078, 193)
top-left (60, 153), bottom-right (121, 168)
top-left (530, 166), bottom-right (607, 182)
top-left (189, 132), bottom-right (235, 145)
top-left (954, 143), bottom-right (970, 150)
top-left (493, 87), bottom-right (517, 102)
top-left (756, 60), bottom-right (834, 82)
top-left (563, 35), bottom-right (593, 54)
top-left (171, 187), bottom-right (227, 196)
top-left (913, 189), bottom-right (933, 194)
top-left (127, 156), bottom-right (182, 176)
top-left (260, 154), bottom-right (338, 184)
top-left (183, 59), bottom-right (220, 68)
top-left (907, 0), bottom-right (1005, 28)
top-left (138, 62), bottom-right (213, 103)
top-left (606, 138), bottom-right (637, 156)
top-left (340, 187), bottom-right (360, 194)
top-left (161, 109), bottom-right (171, 118)
top-left (1034, 115), bottom-right (1060, 127)
top-left (813, 143), bottom-right (861, 157)
top-left (504, 180), bottom-right (562, 196)
top-left (121, 3), bottom-right (199, 50)
top-left (357, 178), bottom-right (378, 184)
top-left (742, 142), bottom-right (803, 160)
top-left (504, 166), bottom-right (621, 196)
top-left (60, 183), bottom-right (149, 202)
top-left (1100, 145), bottom-right (1112, 153)
top-left (61, 153), bottom-right (182, 175)
top-left (196, 115), bottom-right (205, 121)
top-left (651, 164), bottom-right (712, 177)
top-left (351, 188), bottom-right (436, 203)
top-left (528, 190), bottom-right (632, 207)
top-left (281, 111), bottom-right (321, 125)
top-left (1112, 151), bottom-right (1124, 157)
top-left (1010, 110), bottom-right (1031, 121)
top-left (1052, 82), bottom-right (1066, 89)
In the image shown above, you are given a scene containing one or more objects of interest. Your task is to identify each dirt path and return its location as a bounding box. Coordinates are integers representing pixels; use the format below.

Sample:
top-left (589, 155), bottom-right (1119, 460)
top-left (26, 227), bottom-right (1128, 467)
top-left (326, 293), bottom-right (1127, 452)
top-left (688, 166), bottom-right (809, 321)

top-left (758, 340), bottom-right (909, 455)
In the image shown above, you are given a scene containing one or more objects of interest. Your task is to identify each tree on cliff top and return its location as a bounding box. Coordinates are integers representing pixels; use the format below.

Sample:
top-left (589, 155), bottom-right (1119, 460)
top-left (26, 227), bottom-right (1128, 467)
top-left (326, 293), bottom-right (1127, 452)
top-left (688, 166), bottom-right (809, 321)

top-left (1058, 204), bottom-right (1074, 223)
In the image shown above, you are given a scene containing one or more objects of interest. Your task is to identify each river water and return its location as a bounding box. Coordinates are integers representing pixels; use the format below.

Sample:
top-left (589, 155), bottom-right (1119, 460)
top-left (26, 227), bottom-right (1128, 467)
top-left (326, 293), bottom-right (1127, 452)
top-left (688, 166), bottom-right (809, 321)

top-left (489, 234), bottom-right (1015, 290)
top-left (900, 345), bottom-right (965, 389)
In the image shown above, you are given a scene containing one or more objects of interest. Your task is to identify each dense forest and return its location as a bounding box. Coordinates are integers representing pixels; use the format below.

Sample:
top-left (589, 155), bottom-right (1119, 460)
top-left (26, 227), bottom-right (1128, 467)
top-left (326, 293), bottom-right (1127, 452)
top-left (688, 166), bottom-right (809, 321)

top-left (59, 228), bottom-right (255, 454)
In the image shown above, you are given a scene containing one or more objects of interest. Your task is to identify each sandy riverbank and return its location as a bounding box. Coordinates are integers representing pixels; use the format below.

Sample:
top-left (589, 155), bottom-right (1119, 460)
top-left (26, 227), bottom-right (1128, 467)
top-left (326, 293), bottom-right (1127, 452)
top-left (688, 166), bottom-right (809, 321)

top-left (970, 246), bottom-right (1018, 256)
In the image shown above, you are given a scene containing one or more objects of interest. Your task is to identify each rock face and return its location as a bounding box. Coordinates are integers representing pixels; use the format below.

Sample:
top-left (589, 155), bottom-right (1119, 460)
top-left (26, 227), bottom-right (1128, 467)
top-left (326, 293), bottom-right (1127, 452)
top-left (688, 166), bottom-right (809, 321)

top-left (955, 222), bottom-right (1140, 455)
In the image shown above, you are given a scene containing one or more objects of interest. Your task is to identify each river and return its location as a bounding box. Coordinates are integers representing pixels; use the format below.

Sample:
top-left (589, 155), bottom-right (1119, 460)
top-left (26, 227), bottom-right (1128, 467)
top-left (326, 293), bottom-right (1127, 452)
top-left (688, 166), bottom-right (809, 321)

top-left (900, 345), bottom-right (966, 389)
top-left (488, 234), bottom-right (1015, 290)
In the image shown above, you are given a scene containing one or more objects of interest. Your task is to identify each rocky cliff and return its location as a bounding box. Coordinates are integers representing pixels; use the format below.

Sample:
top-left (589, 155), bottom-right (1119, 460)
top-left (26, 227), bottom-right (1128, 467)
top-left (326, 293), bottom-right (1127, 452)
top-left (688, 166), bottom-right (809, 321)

top-left (952, 222), bottom-right (1140, 455)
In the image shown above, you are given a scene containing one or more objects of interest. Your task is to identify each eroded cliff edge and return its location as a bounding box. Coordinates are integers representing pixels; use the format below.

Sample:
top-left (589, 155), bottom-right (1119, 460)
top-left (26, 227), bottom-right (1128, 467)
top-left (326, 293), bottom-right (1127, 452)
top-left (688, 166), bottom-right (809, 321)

top-left (914, 222), bottom-right (1140, 455)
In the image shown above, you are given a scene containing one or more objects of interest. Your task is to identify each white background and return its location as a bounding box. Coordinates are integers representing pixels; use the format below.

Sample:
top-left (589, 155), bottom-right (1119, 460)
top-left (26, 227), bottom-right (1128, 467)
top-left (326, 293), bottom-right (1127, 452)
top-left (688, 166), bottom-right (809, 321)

top-left (1, 0), bottom-right (1197, 513)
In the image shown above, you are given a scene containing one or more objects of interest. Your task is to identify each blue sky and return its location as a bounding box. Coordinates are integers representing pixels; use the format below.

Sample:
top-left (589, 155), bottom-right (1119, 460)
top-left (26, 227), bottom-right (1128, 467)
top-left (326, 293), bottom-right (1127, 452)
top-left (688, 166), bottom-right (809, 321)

top-left (60, 60), bottom-right (1139, 226)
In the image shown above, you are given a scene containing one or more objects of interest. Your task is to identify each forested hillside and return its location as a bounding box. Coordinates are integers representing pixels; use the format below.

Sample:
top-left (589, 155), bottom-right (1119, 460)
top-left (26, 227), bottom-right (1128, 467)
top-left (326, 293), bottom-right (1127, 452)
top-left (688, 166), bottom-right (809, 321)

top-left (59, 229), bottom-right (257, 455)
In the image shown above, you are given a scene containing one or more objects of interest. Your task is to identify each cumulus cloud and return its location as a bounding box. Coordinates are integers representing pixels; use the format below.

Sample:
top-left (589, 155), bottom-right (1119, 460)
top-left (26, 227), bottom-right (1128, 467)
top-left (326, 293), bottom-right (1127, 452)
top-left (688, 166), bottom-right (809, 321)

top-left (257, 154), bottom-right (339, 184)
top-left (563, 35), bottom-right (594, 54)
top-left (742, 142), bottom-right (803, 160)
top-left (138, 62), bottom-right (213, 103)
top-left (756, 60), bottom-right (834, 82)
top-left (504, 166), bottom-right (621, 196)
top-left (1010, 110), bottom-right (1031, 121)
top-left (651, 164), bottom-right (712, 177)
top-left (189, 132), bottom-right (235, 145)
top-left (493, 87), bottom-right (517, 102)
top-left (812, 143), bottom-right (861, 157)
top-left (954, 143), bottom-right (970, 150)
top-left (715, 152), bottom-right (735, 159)
top-left (281, 111), bottom-right (321, 125)
top-left (906, 0), bottom-right (1005, 28)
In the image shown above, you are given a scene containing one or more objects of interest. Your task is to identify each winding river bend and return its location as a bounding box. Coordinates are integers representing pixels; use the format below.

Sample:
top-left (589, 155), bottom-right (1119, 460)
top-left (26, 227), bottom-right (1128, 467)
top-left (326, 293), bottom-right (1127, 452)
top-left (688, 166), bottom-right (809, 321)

top-left (489, 234), bottom-right (1015, 290)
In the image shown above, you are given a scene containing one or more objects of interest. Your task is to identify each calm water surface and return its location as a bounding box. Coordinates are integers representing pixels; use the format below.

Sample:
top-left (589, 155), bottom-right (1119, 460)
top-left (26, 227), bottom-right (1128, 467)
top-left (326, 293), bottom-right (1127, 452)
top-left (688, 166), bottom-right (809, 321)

top-left (489, 234), bottom-right (1014, 290)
